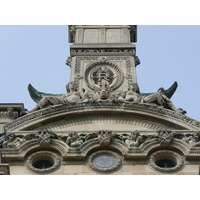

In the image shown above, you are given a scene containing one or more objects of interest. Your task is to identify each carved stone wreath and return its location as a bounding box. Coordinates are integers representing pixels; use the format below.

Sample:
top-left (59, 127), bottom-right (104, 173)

top-left (87, 150), bottom-right (123, 173)
top-left (148, 150), bottom-right (185, 173)
top-left (84, 61), bottom-right (124, 91)
top-left (26, 150), bottom-right (62, 174)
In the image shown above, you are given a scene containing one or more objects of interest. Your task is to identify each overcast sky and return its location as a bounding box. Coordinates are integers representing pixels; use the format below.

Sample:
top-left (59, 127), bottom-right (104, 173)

top-left (0, 25), bottom-right (200, 121)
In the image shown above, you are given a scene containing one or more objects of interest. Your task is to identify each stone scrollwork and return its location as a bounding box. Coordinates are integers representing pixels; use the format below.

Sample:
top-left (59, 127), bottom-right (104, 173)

top-left (97, 130), bottom-right (118, 145)
top-left (2, 129), bottom-right (59, 149)
top-left (65, 131), bottom-right (98, 148)
top-left (70, 48), bottom-right (135, 54)
top-left (152, 129), bottom-right (174, 145)
top-left (4, 129), bottom-right (200, 150)
top-left (37, 129), bottom-right (58, 145)
top-left (87, 150), bottom-right (123, 173)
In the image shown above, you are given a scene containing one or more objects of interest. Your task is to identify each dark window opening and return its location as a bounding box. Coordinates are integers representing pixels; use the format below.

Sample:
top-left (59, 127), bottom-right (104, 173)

top-left (33, 160), bottom-right (54, 169)
top-left (155, 159), bottom-right (176, 168)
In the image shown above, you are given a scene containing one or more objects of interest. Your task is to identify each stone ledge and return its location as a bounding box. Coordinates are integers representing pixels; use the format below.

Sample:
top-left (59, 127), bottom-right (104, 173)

top-left (4, 102), bottom-right (200, 131)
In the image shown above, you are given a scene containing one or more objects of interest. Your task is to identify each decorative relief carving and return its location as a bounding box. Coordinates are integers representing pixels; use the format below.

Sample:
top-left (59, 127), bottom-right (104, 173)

top-left (4, 128), bottom-right (200, 151)
top-left (84, 61), bottom-right (124, 93)
top-left (97, 130), bottom-right (119, 145)
top-left (74, 56), bottom-right (131, 93)
top-left (66, 131), bottom-right (84, 147)
top-left (152, 129), bottom-right (174, 145)
top-left (69, 25), bottom-right (75, 43)
top-left (37, 129), bottom-right (58, 145)
top-left (2, 133), bottom-right (26, 148)
top-left (71, 48), bottom-right (135, 54)
top-left (5, 102), bottom-right (198, 132)
top-left (0, 108), bottom-right (19, 119)
top-left (122, 130), bottom-right (145, 147)
top-left (182, 131), bottom-right (200, 147)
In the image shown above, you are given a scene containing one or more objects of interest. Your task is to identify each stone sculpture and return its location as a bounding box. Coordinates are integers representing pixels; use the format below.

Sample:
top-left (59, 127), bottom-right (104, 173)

top-left (3, 133), bottom-right (26, 148)
top-left (182, 132), bottom-right (200, 146)
top-left (156, 129), bottom-right (174, 144)
top-left (3, 128), bottom-right (200, 151)
top-left (29, 81), bottom-right (81, 112)
top-left (66, 131), bottom-right (84, 147)
top-left (124, 130), bottom-right (144, 147)
top-left (123, 83), bottom-right (186, 114)
top-left (37, 129), bottom-right (58, 145)
top-left (97, 130), bottom-right (116, 145)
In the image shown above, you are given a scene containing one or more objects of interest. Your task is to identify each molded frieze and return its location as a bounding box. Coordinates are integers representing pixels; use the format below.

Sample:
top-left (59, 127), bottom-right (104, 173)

top-left (4, 102), bottom-right (200, 132)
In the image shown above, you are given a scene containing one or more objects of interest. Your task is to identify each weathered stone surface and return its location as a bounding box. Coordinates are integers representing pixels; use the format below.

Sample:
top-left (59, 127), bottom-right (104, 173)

top-left (1, 25), bottom-right (200, 175)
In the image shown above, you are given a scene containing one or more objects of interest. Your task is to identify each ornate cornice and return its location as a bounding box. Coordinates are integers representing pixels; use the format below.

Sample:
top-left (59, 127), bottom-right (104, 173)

top-left (4, 102), bottom-right (200, 132)
top-left (70, 48), bottom-right (135, 55)
top-left (0, 108), bottom-right (19, 120)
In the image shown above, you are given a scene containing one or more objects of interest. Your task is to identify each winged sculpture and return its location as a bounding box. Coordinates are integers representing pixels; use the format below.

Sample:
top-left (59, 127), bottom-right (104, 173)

top-left (28, 81), bottom-right (178, 103)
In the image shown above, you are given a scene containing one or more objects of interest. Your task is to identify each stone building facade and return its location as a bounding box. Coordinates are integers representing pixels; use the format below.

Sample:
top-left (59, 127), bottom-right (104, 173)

top-left (0, 25), bottom-right (200, 175)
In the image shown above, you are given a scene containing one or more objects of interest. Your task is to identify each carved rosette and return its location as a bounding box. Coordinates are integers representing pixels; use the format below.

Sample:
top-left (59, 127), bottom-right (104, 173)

top-left (87, 150), bottom-right (122, 173)
top-left (26, 150), bottom-right (62, 174)
top-left (148, 150), bottom-right (185, 173)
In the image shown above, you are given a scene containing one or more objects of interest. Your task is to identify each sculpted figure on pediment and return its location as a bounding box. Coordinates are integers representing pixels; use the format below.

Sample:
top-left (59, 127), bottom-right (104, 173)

top-left (123, 130), bottom-right (144, 147)
top-left (29, 81), bottom-right (81, 112)
top-left (122, 83), bottom-right (186, 114)
top-left (66, 131), bottom-right (84, 147)
top-left (182, 132), bottom-right (200, 146)
top-left (3, 133), bottom-right (26, 148)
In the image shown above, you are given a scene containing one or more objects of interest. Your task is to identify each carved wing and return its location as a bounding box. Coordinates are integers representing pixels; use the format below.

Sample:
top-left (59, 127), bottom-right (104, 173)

top-left (28, 84), bottom-right (64, 103)
top-left (28, 81), bottom-right (178, 103)
top-left (140, 81), bottom-right (178, 99)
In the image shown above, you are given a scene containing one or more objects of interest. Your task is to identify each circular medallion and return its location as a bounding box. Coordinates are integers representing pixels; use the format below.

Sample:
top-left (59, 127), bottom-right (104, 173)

top-left (87, 150), bottom-right (122, 173)
top-left (84, 62), bottom-right (124, 92)
top-left (93, 154), bottom-right (116, 168)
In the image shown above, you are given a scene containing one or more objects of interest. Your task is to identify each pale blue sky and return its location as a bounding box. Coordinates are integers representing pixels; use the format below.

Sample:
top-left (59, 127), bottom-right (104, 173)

top-left (0, 25), bottom-right (200, 121)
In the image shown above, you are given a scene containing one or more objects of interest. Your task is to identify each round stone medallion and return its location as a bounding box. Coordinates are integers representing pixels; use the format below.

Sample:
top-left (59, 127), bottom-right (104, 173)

top-left (93, 154), bottom-right (116, 168)
top-left (84, 62), bottom-right (124, 92)
top-left (87, 150), bottom-right (122, 173)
